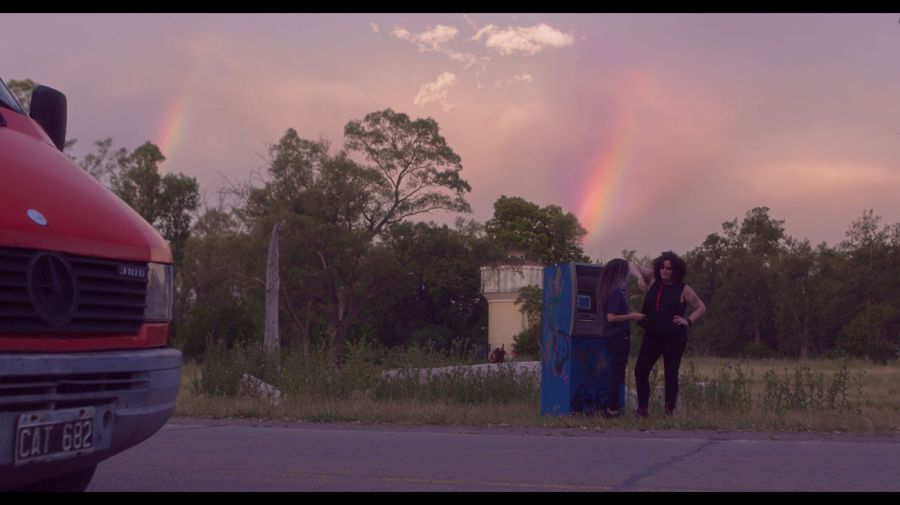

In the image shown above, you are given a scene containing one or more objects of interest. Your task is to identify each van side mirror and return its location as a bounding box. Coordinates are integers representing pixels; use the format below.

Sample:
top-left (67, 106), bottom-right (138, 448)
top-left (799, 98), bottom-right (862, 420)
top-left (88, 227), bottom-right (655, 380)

top-left (29, 85), bottom-right (67, 151)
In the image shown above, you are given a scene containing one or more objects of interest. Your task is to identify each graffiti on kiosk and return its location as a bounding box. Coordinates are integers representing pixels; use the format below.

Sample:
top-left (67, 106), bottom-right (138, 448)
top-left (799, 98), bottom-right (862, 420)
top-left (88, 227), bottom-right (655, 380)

top-left (542, 266), bottom-right (569, 383)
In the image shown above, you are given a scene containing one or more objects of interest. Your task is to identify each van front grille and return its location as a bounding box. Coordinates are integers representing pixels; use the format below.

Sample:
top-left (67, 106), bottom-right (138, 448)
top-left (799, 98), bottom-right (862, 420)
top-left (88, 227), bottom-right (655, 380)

top-left (0, 247), bottom-right (147, 335)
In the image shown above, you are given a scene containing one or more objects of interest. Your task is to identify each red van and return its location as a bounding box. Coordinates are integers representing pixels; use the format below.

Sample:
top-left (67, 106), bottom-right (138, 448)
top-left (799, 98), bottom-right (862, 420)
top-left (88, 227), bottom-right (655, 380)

top-left (0, 78), bottom-right (181, 491)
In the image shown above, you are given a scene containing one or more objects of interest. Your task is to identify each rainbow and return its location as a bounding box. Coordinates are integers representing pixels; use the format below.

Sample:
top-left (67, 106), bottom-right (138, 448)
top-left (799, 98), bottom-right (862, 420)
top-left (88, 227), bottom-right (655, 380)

top-left (155, 82), bottom-right (193, 172)
top-left (577, 72), bottom-right (657, 245)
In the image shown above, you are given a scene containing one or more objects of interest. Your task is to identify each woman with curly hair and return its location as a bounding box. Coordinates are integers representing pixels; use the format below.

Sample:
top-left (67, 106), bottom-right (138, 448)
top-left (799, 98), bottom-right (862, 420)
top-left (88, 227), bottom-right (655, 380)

top-left (631, 251), bottom-right (706, 417)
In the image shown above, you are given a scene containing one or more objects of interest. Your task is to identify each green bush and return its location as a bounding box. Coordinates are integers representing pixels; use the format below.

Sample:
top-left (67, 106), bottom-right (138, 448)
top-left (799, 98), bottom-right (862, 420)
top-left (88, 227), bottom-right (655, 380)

top-left (837, 303), bottom-right (900, 364)
top-left (512, 327), bottom-right (540, 360)
top-left (193, 340), bottom-right (278, 397)
top-left (740, 341), bottom-right (778, 359)
top-left (679, 361), bottom-right (753, 412)
top-left (760, 359), bottom-right (860, 413)
top-left (276, 340), bottom-right (380, 400)
top-left (174, 299), bottom-right (260, 360)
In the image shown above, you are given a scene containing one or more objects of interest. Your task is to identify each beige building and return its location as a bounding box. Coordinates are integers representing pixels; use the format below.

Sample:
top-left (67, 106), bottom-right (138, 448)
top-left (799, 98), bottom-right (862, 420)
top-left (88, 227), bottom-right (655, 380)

top-left (480, 260), bottom-right (543, 354)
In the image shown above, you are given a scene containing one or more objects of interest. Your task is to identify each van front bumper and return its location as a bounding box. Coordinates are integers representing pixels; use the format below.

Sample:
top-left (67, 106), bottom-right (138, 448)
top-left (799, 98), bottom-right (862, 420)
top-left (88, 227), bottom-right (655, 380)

top-left (0, 347), bottom-right (181, 490)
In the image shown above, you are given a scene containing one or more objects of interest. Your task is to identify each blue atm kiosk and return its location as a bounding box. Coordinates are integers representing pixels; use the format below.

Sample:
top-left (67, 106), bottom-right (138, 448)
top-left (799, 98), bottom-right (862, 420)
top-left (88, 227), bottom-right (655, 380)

top-left (540, 263), bottom-right (626, 415)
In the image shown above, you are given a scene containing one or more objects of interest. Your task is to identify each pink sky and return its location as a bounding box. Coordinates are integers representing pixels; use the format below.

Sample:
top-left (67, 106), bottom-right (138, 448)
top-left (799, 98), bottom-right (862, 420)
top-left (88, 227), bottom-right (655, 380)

top-left (3, 13), bottom-right (900, 260)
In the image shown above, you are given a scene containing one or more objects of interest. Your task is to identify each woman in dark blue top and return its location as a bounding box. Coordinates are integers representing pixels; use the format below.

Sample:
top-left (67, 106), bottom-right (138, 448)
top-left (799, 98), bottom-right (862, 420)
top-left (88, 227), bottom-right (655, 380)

top-left (596, 258), bottom-right (646, 418)
top-left (632, 251), bottom-right (707, 417)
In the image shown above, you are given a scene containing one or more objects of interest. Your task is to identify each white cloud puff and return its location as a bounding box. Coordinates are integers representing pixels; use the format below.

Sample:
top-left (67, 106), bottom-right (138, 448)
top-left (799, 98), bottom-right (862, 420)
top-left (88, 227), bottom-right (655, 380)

top-left (473, 23), bottom-right (575, 56)
top-left (393, 24), bottom-right (459, 52)
top-left (392, 24), bottom-right (485, 70)
top-left (478, 73), bottom-right (534, 90)
top-left (413, 72), bottom-right (458, 111)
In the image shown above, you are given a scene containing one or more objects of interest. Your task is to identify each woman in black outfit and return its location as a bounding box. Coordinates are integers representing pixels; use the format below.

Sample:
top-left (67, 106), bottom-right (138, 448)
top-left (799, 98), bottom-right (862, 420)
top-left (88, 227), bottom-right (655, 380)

top-left (631, 251), bottom-right (706, 417)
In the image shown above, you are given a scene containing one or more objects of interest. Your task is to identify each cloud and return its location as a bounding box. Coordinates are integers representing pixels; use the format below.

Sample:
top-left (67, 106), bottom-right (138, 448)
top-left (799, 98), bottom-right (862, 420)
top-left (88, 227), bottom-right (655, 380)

top-left (391, 24), bottom-right (485, 70)
top-left (370, 22), bottom-right (379, 33)
top-left (445, 50), bottom-right (485, 69)
top-left (473, 23), bottom-right (575, 56)
top-left (413, 72), bottom-right (457, 111)
top-left (393, 24), bottom-right (458, 52)
top-left (477, 73), bottom-right (534, 90)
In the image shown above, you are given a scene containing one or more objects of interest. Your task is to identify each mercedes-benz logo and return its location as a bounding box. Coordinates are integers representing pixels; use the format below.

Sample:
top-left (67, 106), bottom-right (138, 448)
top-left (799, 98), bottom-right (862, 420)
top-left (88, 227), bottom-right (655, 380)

top-left (26, 252), bottom-right (77, 326)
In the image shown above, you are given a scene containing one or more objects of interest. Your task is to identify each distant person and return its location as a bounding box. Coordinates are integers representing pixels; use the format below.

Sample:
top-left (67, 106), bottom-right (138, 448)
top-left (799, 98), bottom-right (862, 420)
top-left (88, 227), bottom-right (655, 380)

top-left (489, 344), bottom-right (506, 364)
top-left (631, 251), bottom-right (706, 417)
top-left (596, 258), bottom-right (646, 418)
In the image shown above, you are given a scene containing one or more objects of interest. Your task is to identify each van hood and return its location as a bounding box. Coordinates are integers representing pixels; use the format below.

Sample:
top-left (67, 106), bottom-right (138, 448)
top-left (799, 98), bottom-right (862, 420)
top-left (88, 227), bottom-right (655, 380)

top-left (0, 111), bottom-right (171, 263)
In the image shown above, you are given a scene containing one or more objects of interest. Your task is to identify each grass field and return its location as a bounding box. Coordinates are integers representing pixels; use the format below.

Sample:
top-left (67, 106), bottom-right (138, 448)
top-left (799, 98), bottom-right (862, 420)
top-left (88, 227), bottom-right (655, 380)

top-left (174, 349), bottom-right (900, 433)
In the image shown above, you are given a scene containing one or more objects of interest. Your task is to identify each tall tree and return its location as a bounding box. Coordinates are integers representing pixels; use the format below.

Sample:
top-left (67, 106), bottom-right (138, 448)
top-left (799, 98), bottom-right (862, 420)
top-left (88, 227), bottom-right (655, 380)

top-left (736, 207), bottom-right (786, 348)
top-left (79, 138), bottom-right (120, 185)
top-left (242, 109), bottom-right (472, 366)
top-left (108, 141), bottom-right (200, 263)
top-left (835, 209), bottom-right (900, 362)
top-left (484, 195), bottom-right (589, 265)
top-left (840, 209), bottom-right (889, 304)
top-left (772, 237), bottom-right (816, 358)
top-left (343, 108), bottom-right (472, 233)
top-left (370, 220), bottom-right (502, 350)
top-left (683, 232), bottom-right (729, 354)
top-left (684, 207), bottom-right (786, 355)
top-left (176, 207), bottom-right (262, 357)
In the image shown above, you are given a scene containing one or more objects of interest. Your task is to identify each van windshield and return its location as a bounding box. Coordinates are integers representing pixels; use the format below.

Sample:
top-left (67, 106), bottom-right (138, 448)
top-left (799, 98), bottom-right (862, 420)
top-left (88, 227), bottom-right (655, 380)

top-left (0, 78), bottom-right (25, 114)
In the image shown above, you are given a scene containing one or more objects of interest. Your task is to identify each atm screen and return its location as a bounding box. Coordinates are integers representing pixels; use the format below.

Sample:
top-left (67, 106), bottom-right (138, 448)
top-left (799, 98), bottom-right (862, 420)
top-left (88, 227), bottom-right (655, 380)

top-left (576, 294), bottom-right (593, 311)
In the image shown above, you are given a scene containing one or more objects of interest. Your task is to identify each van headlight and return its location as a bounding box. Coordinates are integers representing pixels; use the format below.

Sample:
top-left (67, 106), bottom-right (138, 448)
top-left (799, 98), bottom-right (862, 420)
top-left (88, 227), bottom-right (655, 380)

top-left (144, 263), bottom-right (173, 322)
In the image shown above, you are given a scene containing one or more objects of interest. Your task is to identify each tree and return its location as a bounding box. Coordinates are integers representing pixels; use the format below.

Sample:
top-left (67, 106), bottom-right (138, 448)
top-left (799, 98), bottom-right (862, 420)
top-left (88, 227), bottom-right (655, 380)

top-left (840, 209), bottom-right (890, 305)
top-left (343, 108), bottom-right (472, 233)
top-left (512, 285), bottom-right (543, 358)
top-left (241, 109), bottom-right (472, 366)
top-left (176, 207), bottom-right (262, 358)
top-left (772, 237), bottom-right (816, 358)
top-left (264, 223), bottom-right (280, 355)
top-left (484, 195), bottom-right (589, 265)
top-left (683, 233), bottom-right (729, 354)
top-left (735, 207), bottom-right (786, 350)
top-left (369, 220), bottom-right (501, 351)
top-left (79, 138), bottom-right (120, 185)
top-left (684, 207), bottom-right (786, 355)
top-left (107, 141), bottom-right (200, 263)
top-left (839, 302), bottom-right (900, 364)
top-left (834, 209), bottom-right (900, 362)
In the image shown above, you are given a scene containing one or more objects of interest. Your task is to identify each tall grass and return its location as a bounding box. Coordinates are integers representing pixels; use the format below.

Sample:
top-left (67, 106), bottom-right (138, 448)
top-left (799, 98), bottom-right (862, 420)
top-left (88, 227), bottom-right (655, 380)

top-left (374, 363), bottom-right (539, 405)
top-left (679, 361), bottom-right (753, 413)
top-left (179, 341), bottom-right (899, 433)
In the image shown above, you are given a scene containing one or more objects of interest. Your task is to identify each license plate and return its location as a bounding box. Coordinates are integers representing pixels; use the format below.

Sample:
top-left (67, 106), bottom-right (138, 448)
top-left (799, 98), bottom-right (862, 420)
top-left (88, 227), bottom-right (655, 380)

top-left (14, 407), bottom-right (96, 466)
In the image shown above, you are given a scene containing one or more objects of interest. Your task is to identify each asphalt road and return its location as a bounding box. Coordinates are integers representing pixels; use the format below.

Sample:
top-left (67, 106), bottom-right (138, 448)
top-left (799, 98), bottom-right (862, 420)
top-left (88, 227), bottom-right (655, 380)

top-left (88, 418), bottom-right (900, 491)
